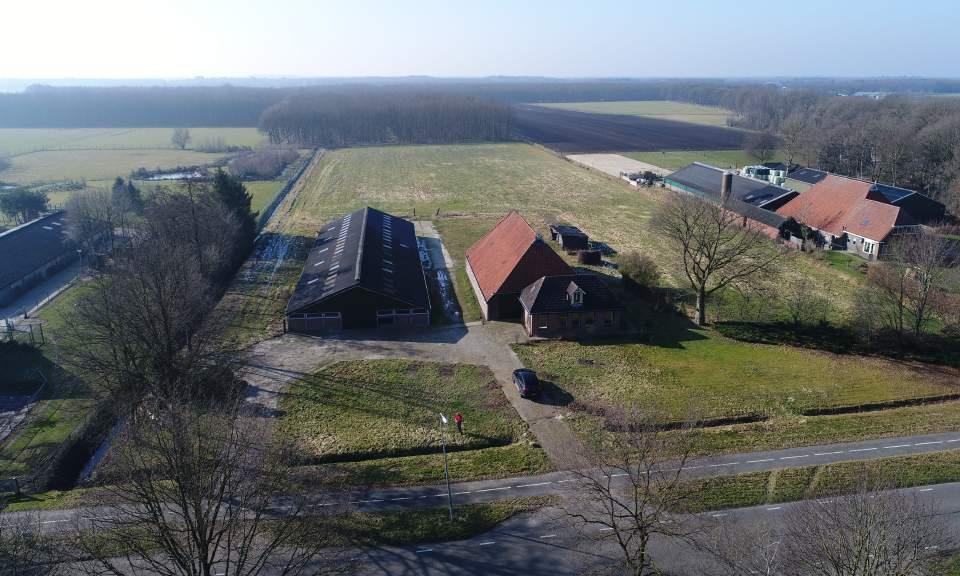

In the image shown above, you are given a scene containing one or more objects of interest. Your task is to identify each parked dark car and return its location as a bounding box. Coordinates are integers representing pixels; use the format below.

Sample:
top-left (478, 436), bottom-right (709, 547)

top-left (512, 368), bottom-right (541, 398)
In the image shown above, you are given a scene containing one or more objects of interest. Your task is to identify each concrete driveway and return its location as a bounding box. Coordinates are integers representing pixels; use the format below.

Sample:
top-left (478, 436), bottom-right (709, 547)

top-left (240, 322), bottom-right (587, 468)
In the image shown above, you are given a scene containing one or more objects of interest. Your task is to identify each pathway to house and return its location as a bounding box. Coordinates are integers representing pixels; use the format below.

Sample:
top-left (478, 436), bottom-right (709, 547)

top-left (240, 322), bottom-right (589, 468)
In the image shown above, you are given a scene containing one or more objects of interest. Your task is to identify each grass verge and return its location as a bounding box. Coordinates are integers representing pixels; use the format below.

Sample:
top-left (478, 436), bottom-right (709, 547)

top-left (681, 450), bottom-right (960, 512)
top-left (339, 496), bottom-right (556, 546)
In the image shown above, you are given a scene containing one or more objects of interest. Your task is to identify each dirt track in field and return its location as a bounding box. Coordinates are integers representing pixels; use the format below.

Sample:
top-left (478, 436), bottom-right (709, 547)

top-left (512, 104), bottom-right (746, 153)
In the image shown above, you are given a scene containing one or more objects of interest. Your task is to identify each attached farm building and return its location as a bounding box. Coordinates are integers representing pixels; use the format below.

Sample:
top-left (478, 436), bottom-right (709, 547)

top-left (776, 174), bottom-right (919, 260)
top-left (285, 207), bottom-right (430, 333)
top-left (664, 162), bottom-right (793, 238)
top-left (520, 274), bottom-right (623, 338)
top-left (466, 211), bottom-right (572, 321)
top-left (0, 212), bottom-right (75, 307)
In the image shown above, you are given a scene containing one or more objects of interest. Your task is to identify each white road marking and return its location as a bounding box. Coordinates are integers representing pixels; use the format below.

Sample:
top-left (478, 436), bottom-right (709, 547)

top-left (599, 527), bottom-right (615, 531)
top-left (812, 451), bottom-right (844, 456)
top-left (453, 491), bottom-right (473, 495)
top-left (766, 507), bottom-right (783, 511)
top-left (557, 479), bottom-right (577, 483)
top-left (848, 448), bottom-right (877, 453)
top-left (947, 439), bottom-right (960, 443)
top-left (915, 441), bottom-right (944, 446)
top-left (746, 459), bottom-right (774, 464)
top-left (711, 513), bottom-right (728, 518)
top-left (41, 519), bottom-right (69, 524)
top-left (478, 541), bottom-right (496, 546)
top-left (476, 487), bottom-right (511, 493)
top-left (779, 455), bottom-right (809, 460)
top-left (516, 482), bottom-right (552, 488)
top-left (354, 499), bottom-right (384, 504)
top-left (391, 497), bottom-right (411, 501)
top-left (539, 534), bottom-right (557, 539)
top-left (919, 488), bottom-right (934, 492)
top-left (415, 549), bottom-right (433, 553)
top-left (883, 444), bottom-right (911, 449)
top-left (610, 473), bottom-right (628, 477)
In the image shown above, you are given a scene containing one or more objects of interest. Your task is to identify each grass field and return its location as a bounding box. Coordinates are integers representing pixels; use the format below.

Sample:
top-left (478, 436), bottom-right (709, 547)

top-left (246, 180), bottom-right (285, 215)
top-left (279, 360), bottom-right (532, 461)
top-left (0, 127), bottom-right (264, 157)
top-left (623, 149), bottom-right (786, 172)
top-left (0, 149), bottom-right (231, 184)
top-left (537, 100), bottom-right (736, 128)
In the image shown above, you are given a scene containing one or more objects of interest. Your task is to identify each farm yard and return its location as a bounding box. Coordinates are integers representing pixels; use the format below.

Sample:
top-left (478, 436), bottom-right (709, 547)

top-left (204, 140), bottom-right (960, 470)
top-left (537, 100), bottom-right (736, 128)
top-left (511, 104), bottom-right (746, 153)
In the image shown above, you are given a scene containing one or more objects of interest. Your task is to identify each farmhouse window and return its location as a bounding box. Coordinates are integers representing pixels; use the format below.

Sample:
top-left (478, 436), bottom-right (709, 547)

top-left (863, 241), bottom-right (875, 254)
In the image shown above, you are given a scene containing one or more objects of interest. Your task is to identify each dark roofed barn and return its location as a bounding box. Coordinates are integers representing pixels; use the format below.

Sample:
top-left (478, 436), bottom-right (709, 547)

top-left (666, 162), bottom-right (798, 212)
top-left (548, 224), bottom-right (589, 251)
top-left (0, 211), bottom-right (76, 307)
top-left (519, 274), bottom-right (623, 338)
top-left (285, 207), bottom-right (430, 332)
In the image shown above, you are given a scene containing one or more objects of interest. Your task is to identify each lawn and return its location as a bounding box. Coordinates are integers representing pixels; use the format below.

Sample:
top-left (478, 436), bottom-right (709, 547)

top-left (1, 149), bottom-right (231, 184)
top-left (279, 360), bottom-right (531, 461)
top-left (682, 450), bottom-right (960, 512)
top-left (513, 323), bottom-right (958, 423)
top-left (537, 101), bottom-right (736, 128)
top-left (623, 149), bottom-right (786, 172)
top-left (0, 127), bottom-right (263, 157)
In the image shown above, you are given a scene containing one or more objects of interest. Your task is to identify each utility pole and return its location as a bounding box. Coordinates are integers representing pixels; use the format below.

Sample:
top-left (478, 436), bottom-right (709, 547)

top-left (439, 413), bottom-right (454, 521)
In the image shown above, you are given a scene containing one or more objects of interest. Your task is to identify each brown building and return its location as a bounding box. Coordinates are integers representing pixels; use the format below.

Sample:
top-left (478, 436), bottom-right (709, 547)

top-left (519, 274), bottom-right (623, 338)
top-left (465, 211), bottom-right (572, 321)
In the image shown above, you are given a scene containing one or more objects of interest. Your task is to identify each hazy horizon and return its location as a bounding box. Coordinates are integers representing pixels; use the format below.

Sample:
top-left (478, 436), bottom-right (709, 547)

top-left (2, 0), bottom-right (958, 80)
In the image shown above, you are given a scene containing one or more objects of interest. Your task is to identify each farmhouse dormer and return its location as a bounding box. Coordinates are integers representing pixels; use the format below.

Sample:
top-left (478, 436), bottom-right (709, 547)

top-left (566, 281), bottom-right (584, 308)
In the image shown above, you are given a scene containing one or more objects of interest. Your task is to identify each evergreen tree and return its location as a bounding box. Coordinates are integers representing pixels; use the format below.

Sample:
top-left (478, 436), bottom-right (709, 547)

top-left (211, 168), bottom-right (256, 265)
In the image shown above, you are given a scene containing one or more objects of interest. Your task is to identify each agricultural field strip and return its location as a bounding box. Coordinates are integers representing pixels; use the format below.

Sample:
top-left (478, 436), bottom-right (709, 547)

top-left (8, 432), bottom-right (960, 525)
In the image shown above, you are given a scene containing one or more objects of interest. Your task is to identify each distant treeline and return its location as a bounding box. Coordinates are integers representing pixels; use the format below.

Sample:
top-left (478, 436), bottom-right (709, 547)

top-left (4, 79), bottom-right (960, 129)
top-left (258, 92), bottom-right (512, 147)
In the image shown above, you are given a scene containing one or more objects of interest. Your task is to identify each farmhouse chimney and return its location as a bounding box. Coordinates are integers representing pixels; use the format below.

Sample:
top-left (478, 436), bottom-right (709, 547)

top-left (720, 172), bottom-right (733, 204)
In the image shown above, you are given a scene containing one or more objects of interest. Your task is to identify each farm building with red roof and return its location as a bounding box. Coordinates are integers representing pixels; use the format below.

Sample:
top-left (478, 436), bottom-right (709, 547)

top-left (465, 211), bottom-right (572, 320)
top-left (776, 174), bottom-right (918, 260)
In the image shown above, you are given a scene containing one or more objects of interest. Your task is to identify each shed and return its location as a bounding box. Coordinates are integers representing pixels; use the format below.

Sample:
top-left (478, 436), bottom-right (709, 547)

top-left (549, 224), bottom-right (590, 251)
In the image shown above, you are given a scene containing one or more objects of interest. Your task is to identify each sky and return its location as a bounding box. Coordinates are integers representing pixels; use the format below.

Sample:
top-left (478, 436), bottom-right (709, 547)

top-left (2, 0), bottom-right (958, 79)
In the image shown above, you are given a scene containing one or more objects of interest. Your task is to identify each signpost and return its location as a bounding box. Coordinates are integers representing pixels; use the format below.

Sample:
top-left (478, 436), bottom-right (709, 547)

top-left (439, 413), bottom-right (454, 521)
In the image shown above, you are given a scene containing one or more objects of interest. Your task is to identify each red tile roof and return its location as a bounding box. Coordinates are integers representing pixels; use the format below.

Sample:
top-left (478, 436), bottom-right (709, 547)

top-left (776, 174), bottom-right (911, 242)
top-left (466, 211), bottom-right (572, 300)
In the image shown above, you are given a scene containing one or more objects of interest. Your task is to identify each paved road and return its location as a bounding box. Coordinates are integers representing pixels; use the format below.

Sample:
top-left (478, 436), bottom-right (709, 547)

top-left (346, 481), bottom-right (960, 575)
top-left (8, 431), bottom-right (960, 531)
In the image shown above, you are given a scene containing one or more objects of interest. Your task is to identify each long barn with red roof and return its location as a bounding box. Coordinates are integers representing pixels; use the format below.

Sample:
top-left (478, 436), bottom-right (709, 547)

top-left (465, 211), bottom-right (572, 320)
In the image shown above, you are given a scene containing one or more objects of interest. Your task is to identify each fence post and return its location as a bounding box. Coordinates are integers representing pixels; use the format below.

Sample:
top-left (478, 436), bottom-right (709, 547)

top-left (39, 324), bottom-right (45, 345)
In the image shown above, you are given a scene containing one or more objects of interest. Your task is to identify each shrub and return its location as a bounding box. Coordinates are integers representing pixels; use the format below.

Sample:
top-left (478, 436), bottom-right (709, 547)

top-left (619, 251), bottom-right (660, 291)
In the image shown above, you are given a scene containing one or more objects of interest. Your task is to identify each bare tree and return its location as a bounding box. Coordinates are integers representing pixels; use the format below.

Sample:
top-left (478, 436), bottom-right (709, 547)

top-left (0, 513), bottom-right (63, 576)
top-left (653, 194), bottom-right (783, 325)
top-left (892, 230), bottom-right (958, 336)
top-left (73, 393), bottom-right (339, 576)
top-left (171, 128), bottom-right (192, 150)
top-left (780, 116), bottom-right (808, 168)
top-left (867, 230), bottom-right (958, 338)
top-left (560, 409), bottom-right (705, 576)
top-left (702, 518), bottom-right (784, 576)
top-left (744, 131), bottom-right (778, 164)
top-left (784, 277), bottom-right (831, 327)
top-left (65, 189), bottom-right (122, 255)
top-left (781, 480), bottom-right (952, 576)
